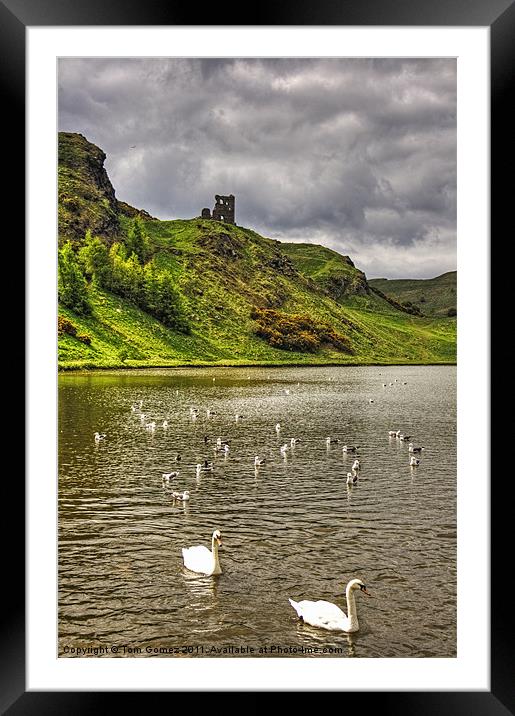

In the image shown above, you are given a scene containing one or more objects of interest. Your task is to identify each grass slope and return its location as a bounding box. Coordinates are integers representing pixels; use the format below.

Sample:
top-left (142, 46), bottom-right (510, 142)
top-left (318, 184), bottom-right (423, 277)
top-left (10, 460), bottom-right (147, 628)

top-left (280, 241), bottom-right (368, 297)
top-left (369, 272), bottom-right (457, 317)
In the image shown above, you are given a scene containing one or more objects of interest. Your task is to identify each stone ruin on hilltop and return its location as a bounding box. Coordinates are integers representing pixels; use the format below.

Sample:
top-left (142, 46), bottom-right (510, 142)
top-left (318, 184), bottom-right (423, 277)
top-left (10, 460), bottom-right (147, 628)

top-left (201, 194), bottom-right (236, 225)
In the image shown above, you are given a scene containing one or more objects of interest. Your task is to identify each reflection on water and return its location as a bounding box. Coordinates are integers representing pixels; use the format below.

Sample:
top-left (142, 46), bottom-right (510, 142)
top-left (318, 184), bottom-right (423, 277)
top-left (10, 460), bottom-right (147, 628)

top-left (59, 365), bottom-right (456, 657)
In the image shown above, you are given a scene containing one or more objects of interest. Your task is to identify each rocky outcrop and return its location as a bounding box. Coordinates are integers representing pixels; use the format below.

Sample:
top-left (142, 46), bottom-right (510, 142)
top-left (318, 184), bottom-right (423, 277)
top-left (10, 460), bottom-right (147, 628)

top-left (267, 252), bottom-right (297, 276)
top-left (324, 272), bottom-right (369, 298)
top-left (198, 232), bottom-right (244, 260)
top-left (58, 133), bottom-right (121, 243)
top-left (117, 200), bottom-right (155, 221)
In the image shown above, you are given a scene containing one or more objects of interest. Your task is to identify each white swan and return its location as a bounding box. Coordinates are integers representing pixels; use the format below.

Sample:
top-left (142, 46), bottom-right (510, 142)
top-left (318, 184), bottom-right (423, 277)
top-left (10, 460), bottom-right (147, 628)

top-left (182, 530), bottom-right (223, 576)
top-left (94, 432), bottom-right (106, 442)
top-left (254, 456), bottom-right (265, 466)
top-left (346, 472), bottom-right (358, 485)
top-left (326, 437), bottom-right (339, 445)
top-left (388, 430), bottom-right (397, 437)
top-left (275, 423), bottom-right (281, 432)
top-left (171, 490), bottom-right (190, 502)
top-left (162, 420), bottom-right (168, 428)
top-left (351, 459), bottom-right (361, 471)
top-left (342, 445), bottom-right (358, 453)
top-left (289, 578), bottom-right (371, 632)
top-left (410, 456), bottom-right (420, 466)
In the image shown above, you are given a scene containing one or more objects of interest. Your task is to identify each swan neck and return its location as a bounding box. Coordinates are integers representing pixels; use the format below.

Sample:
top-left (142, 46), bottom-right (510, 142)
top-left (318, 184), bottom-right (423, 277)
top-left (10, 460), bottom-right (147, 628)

top-left (346, 584), bottom-right (359, 630)
top-left (211, 536), bottom-right (221, 570)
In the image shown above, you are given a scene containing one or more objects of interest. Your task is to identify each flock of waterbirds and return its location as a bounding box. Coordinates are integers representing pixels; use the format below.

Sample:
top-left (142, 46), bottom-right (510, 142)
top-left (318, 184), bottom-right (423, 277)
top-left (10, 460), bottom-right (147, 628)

top-left (92, 375), bottom-right (425, 632)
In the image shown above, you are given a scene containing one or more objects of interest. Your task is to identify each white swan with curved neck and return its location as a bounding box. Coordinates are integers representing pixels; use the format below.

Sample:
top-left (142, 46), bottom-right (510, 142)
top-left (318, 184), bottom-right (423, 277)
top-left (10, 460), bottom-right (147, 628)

top-left (289, 578), bottom-right (371, 632)
top-left (182, 530), bottom-right (222, 576)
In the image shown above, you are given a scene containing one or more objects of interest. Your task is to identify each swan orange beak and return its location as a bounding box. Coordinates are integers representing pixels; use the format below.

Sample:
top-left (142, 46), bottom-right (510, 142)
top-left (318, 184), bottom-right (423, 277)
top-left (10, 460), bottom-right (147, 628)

top-left (217, 538), bottom-right (223, 546)
top-left (360, 586), bottom-right (372, 597)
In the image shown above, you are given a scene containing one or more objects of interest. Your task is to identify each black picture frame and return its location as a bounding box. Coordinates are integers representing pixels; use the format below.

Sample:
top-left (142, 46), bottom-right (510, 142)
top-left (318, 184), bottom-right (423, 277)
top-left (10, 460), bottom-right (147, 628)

top-left (8, 0), bottom-right (509, 712)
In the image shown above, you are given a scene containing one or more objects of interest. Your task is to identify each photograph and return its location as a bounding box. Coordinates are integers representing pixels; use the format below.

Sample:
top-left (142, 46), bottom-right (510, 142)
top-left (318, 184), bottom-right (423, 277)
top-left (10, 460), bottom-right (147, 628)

top-left (57, 56), bottom-right (458, 659)
top-left (8, 2), bottom-right (506, 704)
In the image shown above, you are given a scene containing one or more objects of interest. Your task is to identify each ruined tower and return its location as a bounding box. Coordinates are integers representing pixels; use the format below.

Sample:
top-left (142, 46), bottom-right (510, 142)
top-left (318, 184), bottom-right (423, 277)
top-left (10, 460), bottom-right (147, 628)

top-left (200, 194), bottom-right (236, 224)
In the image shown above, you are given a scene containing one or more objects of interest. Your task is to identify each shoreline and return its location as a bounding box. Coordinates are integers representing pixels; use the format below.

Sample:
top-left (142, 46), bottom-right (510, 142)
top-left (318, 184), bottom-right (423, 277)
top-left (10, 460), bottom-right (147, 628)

top-left (58, 359), bottom-right (457, 373)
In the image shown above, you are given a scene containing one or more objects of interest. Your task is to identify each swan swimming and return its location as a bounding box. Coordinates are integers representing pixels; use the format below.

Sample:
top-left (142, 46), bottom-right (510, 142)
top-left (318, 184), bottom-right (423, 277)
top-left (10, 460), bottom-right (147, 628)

top-left (182, 529), bottom-right (222, 576)
top-left (326, 437), bottom-right (339, 445)
top-left (275, 423), bottom-right (281, 433)
top-left (342, 445), bottom-right (359, 453)
top-left (410, 456), bottom-right (421, 466)
top-left (171, 490), bottom-right (190, 502)
top-left (162, 471), bottom-right (179, 480)
top-left (254, 456), bottom-right (265, 467)
top-left (94, 432), bottom-right (106, 442)
top-left (351, 459), bottom-right (361, 472)
top-left (346, 472), bottom-right (358, 485)
top-left (289, 578), bottom-right (371, 632)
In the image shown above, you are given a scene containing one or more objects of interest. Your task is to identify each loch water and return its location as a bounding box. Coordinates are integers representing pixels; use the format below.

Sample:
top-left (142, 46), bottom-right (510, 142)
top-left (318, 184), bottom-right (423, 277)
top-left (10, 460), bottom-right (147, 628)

top-left (58, 365), bottom-right (456, 658)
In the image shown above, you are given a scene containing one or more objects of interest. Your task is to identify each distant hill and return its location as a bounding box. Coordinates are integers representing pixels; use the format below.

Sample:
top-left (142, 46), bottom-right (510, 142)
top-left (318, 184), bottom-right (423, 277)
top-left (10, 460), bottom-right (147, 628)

top-left (369, 273), bottom-right (457, 318)
top-left (57, 132), bottom-right (456, 369)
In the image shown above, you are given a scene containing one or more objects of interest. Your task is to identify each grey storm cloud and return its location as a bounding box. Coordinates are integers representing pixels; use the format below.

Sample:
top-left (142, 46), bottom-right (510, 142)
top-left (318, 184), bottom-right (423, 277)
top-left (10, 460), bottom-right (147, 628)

top-left (58, 57), bottom-right (456, 279)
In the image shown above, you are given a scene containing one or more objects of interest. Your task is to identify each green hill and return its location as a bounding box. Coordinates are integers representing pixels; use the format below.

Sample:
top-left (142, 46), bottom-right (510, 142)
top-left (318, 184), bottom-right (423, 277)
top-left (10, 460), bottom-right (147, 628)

top-left (57, 132), bottom-right (456, 369)
top-left (369, 273), bottom-right (457, 318)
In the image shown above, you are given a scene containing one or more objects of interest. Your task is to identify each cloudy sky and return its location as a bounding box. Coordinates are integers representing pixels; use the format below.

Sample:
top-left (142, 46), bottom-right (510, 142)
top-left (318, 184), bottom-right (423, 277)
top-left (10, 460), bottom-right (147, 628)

top-left (58, 58), bottom-right (456, 279)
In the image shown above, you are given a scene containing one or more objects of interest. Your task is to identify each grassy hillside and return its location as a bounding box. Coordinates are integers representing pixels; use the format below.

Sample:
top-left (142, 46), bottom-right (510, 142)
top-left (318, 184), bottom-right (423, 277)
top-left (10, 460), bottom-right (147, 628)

top-left (280, 242), bottom-right (368, 298)
top-left (369, 273), bottom-right (457, 317)
top-left (57, 132), bottom-right (456, 369)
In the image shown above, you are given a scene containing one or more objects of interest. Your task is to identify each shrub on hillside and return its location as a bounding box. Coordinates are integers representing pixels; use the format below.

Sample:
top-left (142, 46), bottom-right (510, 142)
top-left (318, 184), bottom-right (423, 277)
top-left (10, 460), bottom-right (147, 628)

top-left (251, 307), bottom-right (352, 354)
top-left (58, 316), bottom-right (77, 336)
